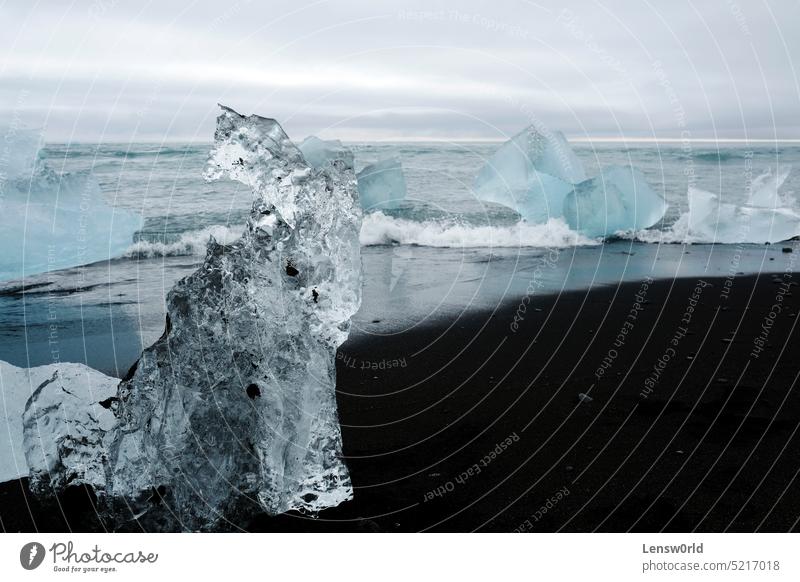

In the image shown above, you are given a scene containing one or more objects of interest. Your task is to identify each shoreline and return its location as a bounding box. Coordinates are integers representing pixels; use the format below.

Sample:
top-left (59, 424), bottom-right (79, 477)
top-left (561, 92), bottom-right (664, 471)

top-left (2, 272), bottom-right (799, 531)
top-left (1, 241), bottom-right (796, 378)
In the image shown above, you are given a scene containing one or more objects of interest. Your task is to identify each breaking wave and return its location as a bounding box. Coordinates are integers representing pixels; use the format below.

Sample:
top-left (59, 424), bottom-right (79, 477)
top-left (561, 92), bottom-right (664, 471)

top-left (124, 225), bottom-right (242, 257)
top-left (125, 213), bottom-right (599, 257)
top-left (359, 212), bottom-right (599, 248)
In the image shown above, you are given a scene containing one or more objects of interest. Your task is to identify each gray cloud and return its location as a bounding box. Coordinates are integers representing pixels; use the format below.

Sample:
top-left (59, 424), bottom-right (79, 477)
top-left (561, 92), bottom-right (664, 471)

top-left (1, 0), bottom-right (798, 142)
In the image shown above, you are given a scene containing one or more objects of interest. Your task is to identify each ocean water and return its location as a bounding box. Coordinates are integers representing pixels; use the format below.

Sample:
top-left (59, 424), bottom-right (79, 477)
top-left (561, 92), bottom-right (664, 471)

top-left (39, 141), bottom-right (799, 249)
top-left (1, 142), bottom-right (798, 376)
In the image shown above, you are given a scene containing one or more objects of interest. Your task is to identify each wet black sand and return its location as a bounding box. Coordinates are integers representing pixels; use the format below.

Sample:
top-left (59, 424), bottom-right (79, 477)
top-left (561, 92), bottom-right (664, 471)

top-left (3, 272), bottom-right (800, 532)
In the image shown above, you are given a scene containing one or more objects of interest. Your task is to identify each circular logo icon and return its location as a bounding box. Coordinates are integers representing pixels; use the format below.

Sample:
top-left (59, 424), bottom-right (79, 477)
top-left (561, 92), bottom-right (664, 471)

top-left (20, 542), bottom-right (46, 570)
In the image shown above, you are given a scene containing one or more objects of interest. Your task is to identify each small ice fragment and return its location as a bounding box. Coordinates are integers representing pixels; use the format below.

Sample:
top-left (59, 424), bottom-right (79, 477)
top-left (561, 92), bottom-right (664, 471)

top-left (747, 166), bottom-right (791, 208)
top-left (357, 158), bottom-right (407, 210)
top-left (646, 167), bottom-right (799, 244)
top-left (298, 136), bottom-right (354, 169)
top-left (0, 361), bottom-right (83, 483)
top-left (686, 169), bottom-right (800, 244)
top-left (578, 393), bottom-right (594, 403)
top-left (21, 362), bottom-right (118, 491)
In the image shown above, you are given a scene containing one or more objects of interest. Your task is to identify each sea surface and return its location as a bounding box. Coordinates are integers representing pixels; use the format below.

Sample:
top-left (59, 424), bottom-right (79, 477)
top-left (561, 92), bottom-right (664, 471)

top-left (35, 141), bottom-right (800, 248)
top-left (1, 142), bottom-right (798, 376)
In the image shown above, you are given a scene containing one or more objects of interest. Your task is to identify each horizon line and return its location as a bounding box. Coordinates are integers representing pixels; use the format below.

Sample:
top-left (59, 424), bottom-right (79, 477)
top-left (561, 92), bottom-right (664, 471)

top-left (44, 136), bottom-right (800, 145)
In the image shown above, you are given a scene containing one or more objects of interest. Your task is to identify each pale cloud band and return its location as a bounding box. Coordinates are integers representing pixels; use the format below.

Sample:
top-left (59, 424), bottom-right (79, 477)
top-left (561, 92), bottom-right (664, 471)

top-left (1, 0), bottom-right (797, 142)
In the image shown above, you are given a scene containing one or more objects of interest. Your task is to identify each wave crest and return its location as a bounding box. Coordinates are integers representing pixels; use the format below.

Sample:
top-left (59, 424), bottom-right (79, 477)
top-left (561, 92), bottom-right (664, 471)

top-left (359, 212), bottom-right (598, 248)
top-left (124, 214), bottom-right (601, 257)
top-left (124, 225), bottom-right (242, 257)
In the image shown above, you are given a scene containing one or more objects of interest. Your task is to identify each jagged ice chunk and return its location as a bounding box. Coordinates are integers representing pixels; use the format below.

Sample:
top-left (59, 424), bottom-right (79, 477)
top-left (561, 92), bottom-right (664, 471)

top-left (473, 125), bottom-right (586, 223)
top-left (21, 105), bottom-right (362, 531)
top-left (20, 362), bottom-right (118, 489)
top-left (1, 361), bottom-right (116, 483)
top-left (0, 128), bottom-right (143, 281)
top-left (563, 165), bottom-right (667, 238)
top-left (685, 167), bottom-right (799, 243)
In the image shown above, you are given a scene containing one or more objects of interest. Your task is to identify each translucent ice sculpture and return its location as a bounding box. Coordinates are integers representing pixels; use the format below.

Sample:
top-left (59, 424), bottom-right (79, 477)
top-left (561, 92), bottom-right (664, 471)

top-left (473, 125), bottom-right (586, 223)
top-left (356, 158), bottom-right (407, 210)
top-left (0, 128), bottom-right (143, 281)
top-left (22, 105), bottom-right (362, 530)
top-left (563, 165), bottom-right (667, 238)
top-left (684, 167), bottom-right (799, 243)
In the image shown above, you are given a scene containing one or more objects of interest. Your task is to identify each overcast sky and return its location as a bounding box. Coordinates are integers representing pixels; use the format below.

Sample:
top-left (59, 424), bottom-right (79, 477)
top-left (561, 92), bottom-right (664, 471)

top-left (1, 0), bottom-right (798, 142)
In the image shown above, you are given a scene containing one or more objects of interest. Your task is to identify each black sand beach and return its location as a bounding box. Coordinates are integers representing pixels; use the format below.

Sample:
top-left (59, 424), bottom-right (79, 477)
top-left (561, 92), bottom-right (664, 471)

top-left (3, 271), bottom-right (800, 532)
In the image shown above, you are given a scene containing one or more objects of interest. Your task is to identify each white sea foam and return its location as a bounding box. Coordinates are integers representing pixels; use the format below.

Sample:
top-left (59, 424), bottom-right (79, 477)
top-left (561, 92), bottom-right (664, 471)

top-left (359, 211), bottom-right (598, 248)
top-left (123, 224), bottom-right (242, 257)
top-left (125, 214), bottom-right (598, 257)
